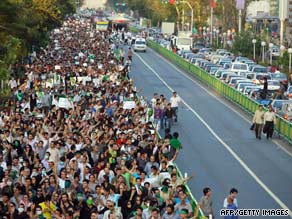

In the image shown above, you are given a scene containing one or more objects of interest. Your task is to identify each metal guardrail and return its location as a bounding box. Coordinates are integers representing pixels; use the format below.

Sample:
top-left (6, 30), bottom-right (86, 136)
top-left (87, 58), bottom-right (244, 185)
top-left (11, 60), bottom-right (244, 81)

top-left (155, 131), bottom-right (205, 219)
top-left (147, 40), bottom-right (292, 144)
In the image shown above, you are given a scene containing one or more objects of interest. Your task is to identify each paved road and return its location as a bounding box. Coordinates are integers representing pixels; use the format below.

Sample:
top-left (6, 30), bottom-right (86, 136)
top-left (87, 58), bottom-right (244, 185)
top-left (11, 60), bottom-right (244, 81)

top-left (130, 48), bottom-right (292, 218)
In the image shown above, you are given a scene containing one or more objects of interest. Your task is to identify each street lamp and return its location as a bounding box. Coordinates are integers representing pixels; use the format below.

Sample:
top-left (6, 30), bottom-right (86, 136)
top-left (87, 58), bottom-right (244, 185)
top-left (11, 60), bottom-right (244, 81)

top-left (280, 45), bottom-right (285, 57)
top-left (216, 29), bottom-right (220, 47)
top-left (261, 41), bottom-right (266, 63)
top-left (288, 48), bottom-right (292, 73)
top-left (203, 26), bottom-right (206, 40)
top-left (227, 29), bottom-right (231, 45)
top-left (269, 43), bottom-right (274, 65)
top-left (207, 27), bottom-right (210, 43)
top-left (223, 32), bottom-right (227, 48)
top-left (252, 39), bottom-right (257, 60)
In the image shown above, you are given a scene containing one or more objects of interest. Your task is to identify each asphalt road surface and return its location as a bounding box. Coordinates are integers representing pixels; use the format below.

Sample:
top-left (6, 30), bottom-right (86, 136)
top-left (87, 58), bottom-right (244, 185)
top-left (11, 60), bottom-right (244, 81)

top-left (130, 48), bottom-right (292, 218)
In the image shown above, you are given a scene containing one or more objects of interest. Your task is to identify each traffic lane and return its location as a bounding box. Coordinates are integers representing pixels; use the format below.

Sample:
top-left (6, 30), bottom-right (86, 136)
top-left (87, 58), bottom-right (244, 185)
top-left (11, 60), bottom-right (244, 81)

top-left (130, 54), bottom-right (290, 218)
top-left (136, 49), bottom-right (292, 210)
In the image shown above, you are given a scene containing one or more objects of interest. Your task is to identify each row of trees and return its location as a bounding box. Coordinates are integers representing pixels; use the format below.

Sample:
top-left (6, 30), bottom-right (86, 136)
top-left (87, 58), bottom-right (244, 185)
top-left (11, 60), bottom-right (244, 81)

top-left (0, 0), bottom-right (77, 80)
top-left (116, 0), bottom-right (253, 31)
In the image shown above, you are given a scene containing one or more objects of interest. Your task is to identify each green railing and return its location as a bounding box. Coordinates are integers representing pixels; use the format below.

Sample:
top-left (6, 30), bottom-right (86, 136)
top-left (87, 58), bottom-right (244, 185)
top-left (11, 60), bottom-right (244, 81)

top-left (129, 26), bottom-right (141, 33)
top-left (174, 163), bottom-right (206, 219)
top-left (147, 40), bottom-right (292, 144)
top-left (155, 131), bottom-right (205, 219)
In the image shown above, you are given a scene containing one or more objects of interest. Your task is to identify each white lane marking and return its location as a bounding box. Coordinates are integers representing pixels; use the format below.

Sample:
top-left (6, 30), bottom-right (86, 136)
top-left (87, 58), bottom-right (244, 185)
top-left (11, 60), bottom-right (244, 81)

top-left (148, 48), bottom-right (292, 158)
top-left (135, 52), bottom-right (292, 217)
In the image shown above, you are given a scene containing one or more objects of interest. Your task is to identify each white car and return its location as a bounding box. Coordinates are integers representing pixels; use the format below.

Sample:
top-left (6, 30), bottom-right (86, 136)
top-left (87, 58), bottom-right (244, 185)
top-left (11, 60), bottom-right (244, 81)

top-left (134, 38), bottom-right (146, 52)
top-left (230, 62), bottom-right (249, 73)
top-left (259, 80), bottom-right (280, 91)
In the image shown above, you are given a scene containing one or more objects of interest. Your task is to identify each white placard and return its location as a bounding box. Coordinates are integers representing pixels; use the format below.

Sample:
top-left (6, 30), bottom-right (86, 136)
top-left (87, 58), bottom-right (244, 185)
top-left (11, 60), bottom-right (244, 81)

top-left (123, 101), bottom-right (136, 110)
top-left (55, 65), bottom-right (61, 70)
top-left (160, 172), bottom-right (171, 181)
top-left (58, 98), bottom-right (74, 109)
top-left (77, 76), bottom-right (92, 83)
top-left (45, 81), bottom-right (53, 88)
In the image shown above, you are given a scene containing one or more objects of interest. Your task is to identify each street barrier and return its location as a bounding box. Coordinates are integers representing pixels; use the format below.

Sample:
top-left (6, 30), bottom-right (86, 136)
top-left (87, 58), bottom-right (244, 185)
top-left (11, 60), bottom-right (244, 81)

top-left (155, 131), bottom-right (205, 219)
top-left (147, 40), bottom-right (292, 144)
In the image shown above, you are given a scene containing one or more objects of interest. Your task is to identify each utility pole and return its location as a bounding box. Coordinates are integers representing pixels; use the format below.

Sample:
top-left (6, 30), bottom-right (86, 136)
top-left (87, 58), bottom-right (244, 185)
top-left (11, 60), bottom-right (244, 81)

top-left (238, 9), bottom-right (242, 33)
top-left (210, 7), bottom-right (213, 45)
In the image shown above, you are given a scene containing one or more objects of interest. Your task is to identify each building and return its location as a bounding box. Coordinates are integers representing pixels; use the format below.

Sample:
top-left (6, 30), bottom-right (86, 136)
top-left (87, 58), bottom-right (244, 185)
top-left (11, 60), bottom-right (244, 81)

top-left (287, 0), bottom-right (292, 43)
top-left (269, 0), bottom-right (279, 16)
top-left (247, 0), bottom-right (270, 18)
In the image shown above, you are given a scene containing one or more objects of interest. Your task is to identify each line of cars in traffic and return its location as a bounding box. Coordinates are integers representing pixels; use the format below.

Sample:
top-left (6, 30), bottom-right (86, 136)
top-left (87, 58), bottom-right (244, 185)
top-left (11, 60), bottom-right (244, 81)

top-left (157, 40), bottom-right (292, 122)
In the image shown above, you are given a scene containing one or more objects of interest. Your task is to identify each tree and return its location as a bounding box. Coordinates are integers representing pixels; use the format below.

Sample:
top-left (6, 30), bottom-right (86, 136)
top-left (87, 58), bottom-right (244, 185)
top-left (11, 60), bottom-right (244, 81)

top-left (231, 31), bottom-right (253, 57)
top-left (0, 0), bottom-right (76, 80)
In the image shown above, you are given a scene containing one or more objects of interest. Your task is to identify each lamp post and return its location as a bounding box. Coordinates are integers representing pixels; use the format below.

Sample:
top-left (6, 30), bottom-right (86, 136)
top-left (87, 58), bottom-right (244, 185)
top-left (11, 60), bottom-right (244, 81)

top-left (279, 0), bottom-right (287, 47)
top-left (288, 48), bottom-right (292, 73)
top-left (269, 43), bottom-right (274, 65)
top-left (216, 29), bottom-right (219, 47)
top-left (227, 30), bottom-right (231, 47)
top-left (210, 7), bottom-right (214, 45)
top-left (252, 39), bottom-right (257, 60)
top-left (223, 32), bottom-right (226, 48)
top-left (184, 1), bottom-right (193, 33)
top-left (280, 45), bottom-right (285, 57)
top-left (207, 27), bottom-right (210, 43)
top-left (261, 41), bottom-right (266, 63)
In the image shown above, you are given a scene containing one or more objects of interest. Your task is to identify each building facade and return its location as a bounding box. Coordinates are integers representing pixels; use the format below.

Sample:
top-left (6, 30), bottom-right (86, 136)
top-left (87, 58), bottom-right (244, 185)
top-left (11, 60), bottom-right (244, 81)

top-left (286, 0), bottom-right (292, 43)
top-left (269, 0), bottom-right (279, 16)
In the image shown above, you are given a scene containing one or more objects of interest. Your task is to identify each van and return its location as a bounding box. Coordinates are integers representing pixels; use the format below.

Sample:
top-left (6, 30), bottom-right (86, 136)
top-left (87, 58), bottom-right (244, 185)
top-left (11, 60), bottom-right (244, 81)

top-left (134, 38), bottom-right (146, 52)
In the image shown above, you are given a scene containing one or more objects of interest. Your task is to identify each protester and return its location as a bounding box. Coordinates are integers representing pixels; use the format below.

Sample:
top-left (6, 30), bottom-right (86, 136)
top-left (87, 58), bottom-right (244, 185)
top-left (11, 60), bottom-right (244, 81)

top-left (0, 9), bottom-right (195, 219)
top-left (223, 188), bottom-right (238, 219)
top-left (170, 92), bottom-right (182, 123)
top-left (199, 187), bottom-right (214, 218)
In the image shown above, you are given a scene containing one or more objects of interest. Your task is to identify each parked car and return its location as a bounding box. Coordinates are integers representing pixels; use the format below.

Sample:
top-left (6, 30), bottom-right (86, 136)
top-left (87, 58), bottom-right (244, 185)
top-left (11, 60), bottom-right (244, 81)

top-left (230, 62), bottom-right (249, 73)
top-left (271, 72), bottom-right (288, 85)
top-left (285, 86), bottom-right (292, 99)
top-left (225, 75), bottom-right (241, 84)
top-left (210, 67), bottom-right (219, 75)
top-left (220, 72), bottom-right (237, 81)
top-left (250, 89), bottom-right (274, 106)
top-left (270, 100), bottom-right (292, 120)
top-left (235, 82), bottom-right (254, 92)
top-left (259, 80), bottom-right (280, 91)
top-left (249, 65), bottom-right (267, 73)
top-left (247, 73), bottom-right (271, 84)
top-left (228, 77), bottom-right (245, 87)
top-left (243, 86), bottom-right (261, 95)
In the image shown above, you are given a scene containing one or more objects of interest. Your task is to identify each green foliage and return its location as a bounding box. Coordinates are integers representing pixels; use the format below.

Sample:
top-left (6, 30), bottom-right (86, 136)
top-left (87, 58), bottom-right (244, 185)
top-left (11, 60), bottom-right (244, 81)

top-left (275, 51), bottom-right (290, 74)
top-left (277, 51), bottom-right (289, 68)
top-left (231, 31), bottom-right (261, 59)
top-left (0, 0), bottom-right (76, 80)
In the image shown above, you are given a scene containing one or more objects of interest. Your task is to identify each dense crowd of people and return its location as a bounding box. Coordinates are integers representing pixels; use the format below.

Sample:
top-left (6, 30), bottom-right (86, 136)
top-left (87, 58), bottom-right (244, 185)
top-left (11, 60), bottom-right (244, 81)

top-left (0, 11), bottom-right (202, 219)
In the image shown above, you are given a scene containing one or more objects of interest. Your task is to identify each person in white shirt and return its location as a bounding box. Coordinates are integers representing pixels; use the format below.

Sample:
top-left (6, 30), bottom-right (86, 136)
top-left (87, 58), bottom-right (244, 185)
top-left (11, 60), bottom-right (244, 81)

top-left (151, 93), bottom-right (158, 108)
top-left (47, 141), bottom-right (60, 163)
top-left (170, 92), bottom-right (181, 122)
top-left (264, 106), bottom-right (277, 139)
top-left (8, 78), bottom-right (17, 89)
top-left (223, 188), bottom-right (238, 209)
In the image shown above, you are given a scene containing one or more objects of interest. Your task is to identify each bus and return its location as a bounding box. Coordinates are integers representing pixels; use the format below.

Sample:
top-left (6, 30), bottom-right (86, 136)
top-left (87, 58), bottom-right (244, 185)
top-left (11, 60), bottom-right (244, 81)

top-left (96, 21), bottom-right (109, 31)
